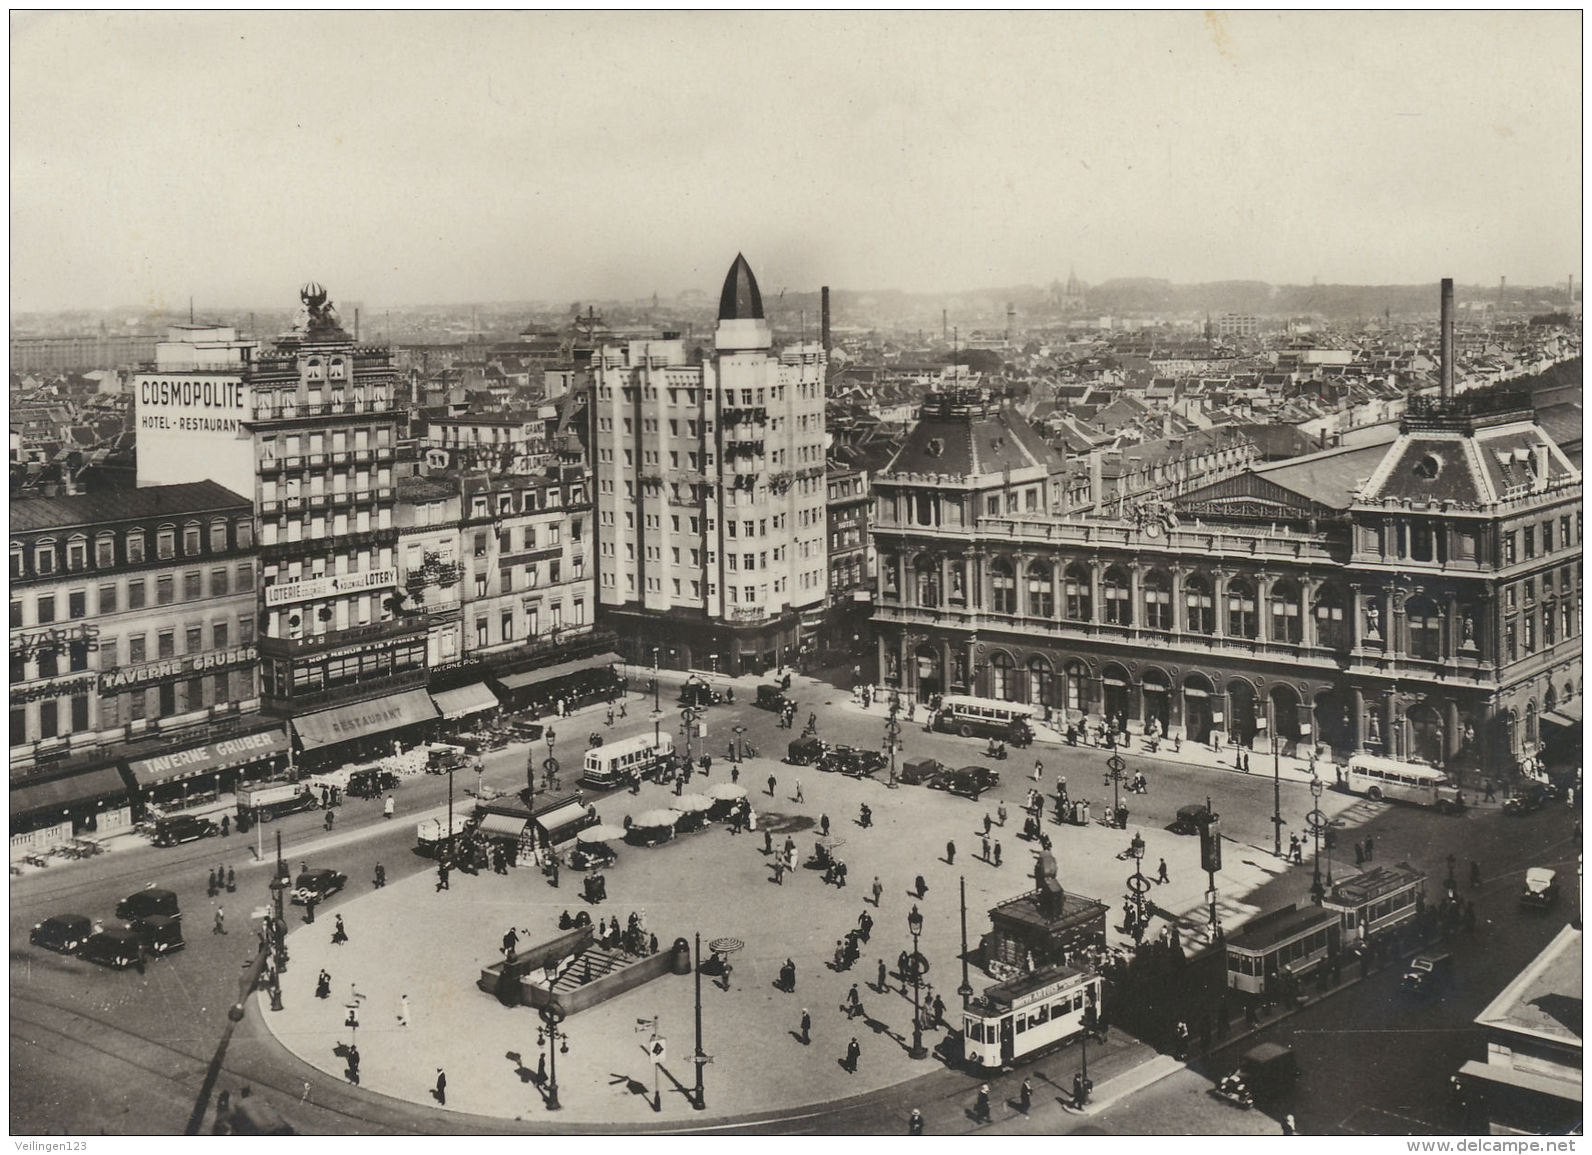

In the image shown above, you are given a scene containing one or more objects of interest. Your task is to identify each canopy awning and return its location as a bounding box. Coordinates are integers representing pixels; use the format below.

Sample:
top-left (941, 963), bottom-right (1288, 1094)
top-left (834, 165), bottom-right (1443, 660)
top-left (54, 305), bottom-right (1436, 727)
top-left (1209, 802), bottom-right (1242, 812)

top-left (497, 652), bottom-right (621, 692)
top-left (126, 727), bottom-right (290, 788)
top-left (1541, 701), bottom-right (1582, 729)
top-left (292, 689), bottom-right (440, 751)
top-left (430, 683), bottom-right (500, 720)
top-left (11, 766), bottom-right (130, 818)
top-left (477, 813), bottom-right (528, 840)
top-left (535, 800), bottom-right (591, 844)
top-left (1457, 1059), bottom-right (1581, 1103)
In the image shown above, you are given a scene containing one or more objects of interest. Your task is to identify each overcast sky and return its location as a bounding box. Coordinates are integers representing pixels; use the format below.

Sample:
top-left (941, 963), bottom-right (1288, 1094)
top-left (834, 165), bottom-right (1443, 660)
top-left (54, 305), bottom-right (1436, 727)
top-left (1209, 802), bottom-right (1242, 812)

top-left (10, 10), bottom-right (1582, 313)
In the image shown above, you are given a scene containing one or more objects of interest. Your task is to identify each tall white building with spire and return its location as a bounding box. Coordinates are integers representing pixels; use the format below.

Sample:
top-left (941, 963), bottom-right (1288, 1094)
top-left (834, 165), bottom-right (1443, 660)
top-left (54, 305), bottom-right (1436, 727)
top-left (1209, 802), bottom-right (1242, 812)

top-left (592, 254), bottom-right (828, 674)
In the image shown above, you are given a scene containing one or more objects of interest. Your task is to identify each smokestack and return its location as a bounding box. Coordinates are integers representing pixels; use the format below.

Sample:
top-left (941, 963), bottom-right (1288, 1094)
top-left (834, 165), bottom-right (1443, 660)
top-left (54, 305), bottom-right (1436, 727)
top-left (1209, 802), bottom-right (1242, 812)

top-left (942, 309), bottom-right (948, 342)
top-left (1440, 277), bottom-right (1455, 400)
top-left (821, 286), bottom-right (831, 353)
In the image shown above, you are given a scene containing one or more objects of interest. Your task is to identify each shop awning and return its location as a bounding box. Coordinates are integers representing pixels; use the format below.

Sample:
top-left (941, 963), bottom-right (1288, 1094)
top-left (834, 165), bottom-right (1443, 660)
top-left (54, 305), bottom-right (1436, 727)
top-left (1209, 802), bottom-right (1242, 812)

top-left (496, 652), bottom-right (621, 692)
top-left (11, 766), bottom-right (130, 818)
top-left (1541, 701), bottom-right (1582, 730)
top-left (431, 683), bottom-right (500, 721)
top-left (1457, 1060), bottom-right (1582, 1103)
top-left (535, 799), bottom-right (591, 844)
top-left (477, 813), bottom-right (527, 840)
top-left (291, 689), bottom-right (440, 751)
top-left (125, 728), bottom-right (291, 788)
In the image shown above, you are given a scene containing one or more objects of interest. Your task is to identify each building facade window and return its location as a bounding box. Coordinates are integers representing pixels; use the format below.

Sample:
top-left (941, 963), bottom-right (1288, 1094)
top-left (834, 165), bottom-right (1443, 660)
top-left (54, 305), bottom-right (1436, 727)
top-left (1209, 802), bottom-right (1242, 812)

top-left (1185, 576), bottom-right (1214, 634)
top-left (1227, 579), bottom-right (1257, 639)
top-left (1063, 564), bottom-right (1091, 621)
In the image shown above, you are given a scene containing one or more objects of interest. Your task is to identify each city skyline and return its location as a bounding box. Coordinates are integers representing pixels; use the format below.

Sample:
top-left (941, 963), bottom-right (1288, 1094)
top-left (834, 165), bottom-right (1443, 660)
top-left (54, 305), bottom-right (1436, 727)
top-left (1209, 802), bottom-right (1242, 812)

top-left (11, 11), bottom-right (1582, 314)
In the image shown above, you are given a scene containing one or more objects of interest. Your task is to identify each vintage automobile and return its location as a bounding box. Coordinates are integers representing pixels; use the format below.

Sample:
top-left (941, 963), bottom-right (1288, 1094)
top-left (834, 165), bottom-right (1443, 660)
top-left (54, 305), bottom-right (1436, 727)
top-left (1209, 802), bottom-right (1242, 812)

top-left (152, 814), bottom-right (219, 847)
top-left (291, 868), bottom-right (349, 906)
top-left (787, 736), bottom-right (827, 765)
top-left (1400, 951), bottom-right (1453, 997)
top-left (1503, 782), bottom-right (1554, 815)
top-left (679, 679), bottom-right (727, 708)
top-left (929, 764), bottom-right (1001, 800)
top-left (30, 913), bottom-right (93, 954)
top-left (1520, 867), bottom-right (1560, 912)
top-left (1169, 803), bottom-right (1214, 835)
top-left (818, 745), bottom-right (887, 778)
top-left (428, 744), bottom-right (472, 774)
top-left (137, 913), bottom-right (186, 956)
top-left (899, 757), bottom-right (950, 787)
top-left (1237, 1042), bottom-right (1300, 1100)
top-left (755, 684), bottom-right (793, 713)
top-left (346, 767), bottom-right (401, 800)
top-left (80, 927), bottom-right (146, 970)
top-left (115, 887), bottom-right (180, 922)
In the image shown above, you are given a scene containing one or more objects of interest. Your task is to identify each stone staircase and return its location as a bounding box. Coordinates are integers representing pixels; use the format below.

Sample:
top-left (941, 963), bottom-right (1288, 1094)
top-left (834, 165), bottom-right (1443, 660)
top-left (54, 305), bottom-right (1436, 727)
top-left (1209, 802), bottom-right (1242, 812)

top-left (549, 947), bottom-right (633, 993)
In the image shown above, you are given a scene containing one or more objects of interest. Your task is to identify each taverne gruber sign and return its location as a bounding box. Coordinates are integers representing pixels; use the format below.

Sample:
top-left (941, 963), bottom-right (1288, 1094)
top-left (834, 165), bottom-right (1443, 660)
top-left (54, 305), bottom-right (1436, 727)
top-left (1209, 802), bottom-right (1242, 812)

top-left (99, 645), bottom-right (258, 691)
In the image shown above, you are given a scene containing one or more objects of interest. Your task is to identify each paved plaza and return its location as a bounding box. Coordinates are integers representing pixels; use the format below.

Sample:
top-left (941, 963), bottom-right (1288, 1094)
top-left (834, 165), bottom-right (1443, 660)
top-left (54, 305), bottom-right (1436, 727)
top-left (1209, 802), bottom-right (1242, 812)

top-left (262, 678), bottom-right (1360, 1123)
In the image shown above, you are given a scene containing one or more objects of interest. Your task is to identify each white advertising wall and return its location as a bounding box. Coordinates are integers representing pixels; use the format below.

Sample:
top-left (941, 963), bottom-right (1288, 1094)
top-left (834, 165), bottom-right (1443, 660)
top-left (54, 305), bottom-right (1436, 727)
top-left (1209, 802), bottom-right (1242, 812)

top-left (133, 373), bottom-right (255, 495)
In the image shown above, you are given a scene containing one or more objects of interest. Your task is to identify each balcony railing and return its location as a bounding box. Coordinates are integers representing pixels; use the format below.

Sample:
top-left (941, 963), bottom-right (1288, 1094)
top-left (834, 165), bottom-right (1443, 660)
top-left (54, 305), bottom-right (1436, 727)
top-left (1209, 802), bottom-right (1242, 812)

top-left (259, 614), bottom-right (430, 658)
top-left (876, 515), bottom-right (1344, 564)
top-left (262, 666), bottom-right (429, 713)
top-left (249, 398), bottom-right (392, 422)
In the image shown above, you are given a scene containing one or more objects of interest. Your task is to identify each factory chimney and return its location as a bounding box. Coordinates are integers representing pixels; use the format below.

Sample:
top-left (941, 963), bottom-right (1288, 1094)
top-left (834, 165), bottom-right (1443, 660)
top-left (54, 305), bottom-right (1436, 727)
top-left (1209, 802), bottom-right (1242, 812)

top-left (820, 286), bottom-right (831, 353)
top-left (942, 309), bottom-right (948, 342)
top-left (1440, 277), bottom-right (1455, 400)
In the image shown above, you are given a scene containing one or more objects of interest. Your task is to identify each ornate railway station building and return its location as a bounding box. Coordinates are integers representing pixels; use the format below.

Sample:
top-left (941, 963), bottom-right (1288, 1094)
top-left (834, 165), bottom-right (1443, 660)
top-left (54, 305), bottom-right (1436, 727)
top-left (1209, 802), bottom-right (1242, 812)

top-left (871, 386), bottom-right (1580, 779)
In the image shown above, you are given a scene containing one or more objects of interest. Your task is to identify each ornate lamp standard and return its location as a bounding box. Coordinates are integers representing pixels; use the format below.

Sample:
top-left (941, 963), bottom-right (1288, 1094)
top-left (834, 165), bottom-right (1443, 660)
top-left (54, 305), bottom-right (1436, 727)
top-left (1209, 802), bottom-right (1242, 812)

top-left (906, 904), bottom-right (928, 1060)
top-left (885, 691), bottom-right (902, 788)
top-left (652, 646), bottom-right (661, 715)
top-left (1126, 832), bottom-right (1149, 941)
top-left (680, 706), bottom-right (697, 769)
top-left (1306, 776), bottom-right (1329, 905)
top-left (537, 978), bottom-right (568, 1111)
top-left (1105, 752), bottom-right (1127, 825)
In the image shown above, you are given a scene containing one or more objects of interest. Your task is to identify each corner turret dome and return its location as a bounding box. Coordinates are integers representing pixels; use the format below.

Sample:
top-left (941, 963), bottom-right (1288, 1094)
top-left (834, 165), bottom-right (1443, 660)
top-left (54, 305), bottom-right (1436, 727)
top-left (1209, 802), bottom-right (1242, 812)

top-left (718, 253), bottom-right (764, 321)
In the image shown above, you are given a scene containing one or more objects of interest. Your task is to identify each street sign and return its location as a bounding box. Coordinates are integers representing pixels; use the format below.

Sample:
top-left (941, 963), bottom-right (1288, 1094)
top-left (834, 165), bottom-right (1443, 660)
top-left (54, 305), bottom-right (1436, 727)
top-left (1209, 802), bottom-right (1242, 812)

top-left (649, 1037), bottom-right (666, 1065)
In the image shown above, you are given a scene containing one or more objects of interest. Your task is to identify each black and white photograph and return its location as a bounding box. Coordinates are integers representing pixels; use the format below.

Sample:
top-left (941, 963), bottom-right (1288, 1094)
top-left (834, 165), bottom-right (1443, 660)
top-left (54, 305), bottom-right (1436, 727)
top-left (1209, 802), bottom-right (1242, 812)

top-left (8, 9), bottom-right (1583, 1141)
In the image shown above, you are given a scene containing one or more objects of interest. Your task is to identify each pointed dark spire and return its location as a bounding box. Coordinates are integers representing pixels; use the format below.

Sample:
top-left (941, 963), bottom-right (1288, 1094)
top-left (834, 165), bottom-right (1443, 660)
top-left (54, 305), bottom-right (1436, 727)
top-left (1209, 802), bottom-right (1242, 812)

top-left (718, 253), bottom-right (764, 321)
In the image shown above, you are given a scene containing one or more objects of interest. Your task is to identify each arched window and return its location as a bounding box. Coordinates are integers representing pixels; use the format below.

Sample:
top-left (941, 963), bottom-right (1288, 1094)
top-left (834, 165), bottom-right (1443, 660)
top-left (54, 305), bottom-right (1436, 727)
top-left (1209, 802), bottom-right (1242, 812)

top-left (1063, 563), bottom-right (1092, 621)
top-left (126, 530), bottom-right (146, 564)
top-left (9, 542), bottom-right (22, 579)
top-left (990, 651), bottom-right (1016, 701)
top-left (1313, 585), bottom-right (1347, 649)
top-left (991, 559), bottom-right (1016, 614)
top-left (209, 520), bottom-right (228, 552)
top-left (1104, 566), bottom-right (1131, 626)
top-left (1545, 685), bottom-right (1559, 712)
top-left (183, 521), bottom-right (202, 556)
top-left (1270, 579), bottom-right (1301, 644)
top-left (306, 357), bottom-right (325, 381)
top-left (914, 554), bottom-right (939, 607)
top-left (1063, 660), bottom-right (1087, 711)
top-left (1525, 700), bottom-right (1538, 745)
top-left (1407, 596), bottom-right (1442, 660)
top-left (1027, 655), bottom-right (1053, 707)
top-left (1143, 570), bottom-right (1172, 631)
top-left (156, 524), bottom-right (176, 560)
top-left (65, 534), bottom-right (88, 572)
top-left (1027, 561), bottom-right (1054, 618)
top-left (1185, 575), bottom-right (1214, 634)
top-left (329, 357), bottom-right (347, 381)
top-left (1227, 578), bottom-right (1257, 639)
top-left (95, 532), bottom-right (115, 567)
top-left (34, 539), bottom-right (57, 576)
top-left (881, 553), bottom-right (899, 596)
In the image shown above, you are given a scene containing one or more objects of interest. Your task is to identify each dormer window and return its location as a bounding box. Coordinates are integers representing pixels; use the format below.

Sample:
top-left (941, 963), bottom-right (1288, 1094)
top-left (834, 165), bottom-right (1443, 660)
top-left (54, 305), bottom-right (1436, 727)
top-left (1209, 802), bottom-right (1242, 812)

top-left (926, 438), bottom-right (944, 458)
top-left (329, 357), bottom-right (347, 381)
top-left (1412, 454), bottom-right (1442, 480)
top-left (305, 357), bottom-right (325, 382)
top-left (35, 540), bottom-right (57, 575)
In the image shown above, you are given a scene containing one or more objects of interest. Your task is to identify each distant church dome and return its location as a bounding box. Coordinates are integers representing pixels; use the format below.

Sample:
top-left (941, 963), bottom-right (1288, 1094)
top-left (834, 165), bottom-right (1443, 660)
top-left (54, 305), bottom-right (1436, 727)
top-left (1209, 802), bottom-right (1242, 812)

top-left (718, 253), bottom-right (765, 322)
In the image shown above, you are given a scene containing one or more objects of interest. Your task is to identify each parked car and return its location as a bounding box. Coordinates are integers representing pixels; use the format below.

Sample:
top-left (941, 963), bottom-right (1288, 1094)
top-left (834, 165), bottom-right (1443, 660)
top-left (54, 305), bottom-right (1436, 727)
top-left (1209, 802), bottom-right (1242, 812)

top-left (30, 913), bottom-right (93, 954)
top-left (152, 814), bottom-right (219, 847)
top-left (679, 679), bottom-right (725, 708)
top-left (819, 745), bottom-right (887, 778)
top-left (1170, 803), bottom-right (1214, 835)
top-left (755, 685), bottom-right (792, 713)
top-left (115, 887), bottom-right (179, 922)
top-left (346, 768), bottom-right (401, 800)
top-left (1503, 782), bottom-right (1554, 815)
top-left (80, 927), bottom-right (145, 970)
top-left (1238, 1043), bottom-right (1300, 1100)
top-left (900, 757), bottom-right (950, 787)
top-left (930, 765), bottom-right (1002, 800)
top-left (1520, 867), bottom-right (1559, 911)
top-left (291, 868), bottom-right (349, 906)
top-left (787, 736), bottom-right (827, 765)
top-left (1400, 951), bottom-right (1453, 996)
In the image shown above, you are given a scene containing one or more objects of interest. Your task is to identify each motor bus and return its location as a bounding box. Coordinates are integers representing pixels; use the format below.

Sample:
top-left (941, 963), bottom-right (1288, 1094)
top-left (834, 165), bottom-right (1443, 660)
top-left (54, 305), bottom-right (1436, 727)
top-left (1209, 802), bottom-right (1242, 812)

top-left (932, 695), bottom-right (1035, 745)
top-left (581, 732), bottom-right (674, 790)
top-left (963, 964), bottom-right (1101, 1071)
top-left (1224, 902), bottom-right (1340, 997)
top-left (1345, 755), bottom-right (1465, 812)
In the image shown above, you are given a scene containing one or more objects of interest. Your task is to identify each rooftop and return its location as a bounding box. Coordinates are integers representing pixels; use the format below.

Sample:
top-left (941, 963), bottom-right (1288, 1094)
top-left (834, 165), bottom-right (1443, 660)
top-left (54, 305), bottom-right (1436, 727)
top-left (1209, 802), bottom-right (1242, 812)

top-left (1474, 924), bottom-right (1582, 1051)
top-left (718, 253), bottom-right (764, 322)
top-left (10, 479), bottom-right (250, 533)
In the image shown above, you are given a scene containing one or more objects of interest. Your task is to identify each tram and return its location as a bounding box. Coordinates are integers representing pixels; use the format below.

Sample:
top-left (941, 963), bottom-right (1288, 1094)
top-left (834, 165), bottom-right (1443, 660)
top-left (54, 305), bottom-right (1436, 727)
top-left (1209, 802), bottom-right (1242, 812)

top-left (962, 963), bottom-right (1101, 1071)
top-left (1224, 902), bottom-right (1340, 996)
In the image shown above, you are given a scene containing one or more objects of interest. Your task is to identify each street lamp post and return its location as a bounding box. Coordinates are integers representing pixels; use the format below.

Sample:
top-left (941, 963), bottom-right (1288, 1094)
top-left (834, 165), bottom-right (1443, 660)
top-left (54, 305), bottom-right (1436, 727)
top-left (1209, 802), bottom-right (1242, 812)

top-left (885, 691), bottom-right (901, 788)
top-left (692, 932), bottom-right (707, 1110)
top-left (680, 706), bottom-right (697, 769)
top-left (538, 981), bottom-right (568, 1111)
top-left (651, 709), bottom-right (665, 750)
top-left (1270, 704), bottom-right (1283, 858)
top-left (652, 647), bottom-right (661, 715)
top-left (1306, 776), bottom-right (1327, 905)
top-left (906, 905), bottom-right (928, 1059)
top-left (1105, 753), bottom-right (1126, 825)
top-left (1127, 832), bottom-right (1149, 941)
top-left (957, 874), bottom-right (974, 1010)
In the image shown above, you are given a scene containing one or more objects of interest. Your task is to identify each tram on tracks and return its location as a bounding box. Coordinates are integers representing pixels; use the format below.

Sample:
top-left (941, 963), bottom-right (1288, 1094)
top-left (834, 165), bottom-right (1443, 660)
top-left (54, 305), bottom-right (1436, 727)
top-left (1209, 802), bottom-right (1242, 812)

top-left (962, 963), bottom-right (1101, 1071)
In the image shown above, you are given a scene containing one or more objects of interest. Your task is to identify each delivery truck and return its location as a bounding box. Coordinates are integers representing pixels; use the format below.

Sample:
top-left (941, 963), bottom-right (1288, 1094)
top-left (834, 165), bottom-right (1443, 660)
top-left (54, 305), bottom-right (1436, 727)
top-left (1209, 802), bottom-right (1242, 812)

top-left (236, 782), bottom-right (319, 822)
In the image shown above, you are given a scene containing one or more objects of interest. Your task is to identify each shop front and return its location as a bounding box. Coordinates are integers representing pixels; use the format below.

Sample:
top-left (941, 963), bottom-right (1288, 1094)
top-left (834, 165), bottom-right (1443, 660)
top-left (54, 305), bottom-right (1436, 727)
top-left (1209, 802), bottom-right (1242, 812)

top-left (430, 682), bottom-right (502, 723)
top-left (125, 726), bottom-right (292, 814)
top-left (10, 764), bottom-right (132, 847)
top-left (492, 652), bottom-right (623, 715)
top-left (290, 688), bottom-right (441, 768)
